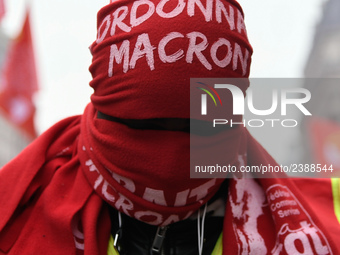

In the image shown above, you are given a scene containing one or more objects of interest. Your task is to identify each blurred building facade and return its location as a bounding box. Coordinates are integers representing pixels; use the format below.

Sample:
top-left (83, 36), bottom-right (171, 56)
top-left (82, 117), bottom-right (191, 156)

top-left (0, 28), bottom-right (31, 167)
top-left (301, 0), bottom-right (340, 164)
top-left (304, 0), bottom-right (340, 78)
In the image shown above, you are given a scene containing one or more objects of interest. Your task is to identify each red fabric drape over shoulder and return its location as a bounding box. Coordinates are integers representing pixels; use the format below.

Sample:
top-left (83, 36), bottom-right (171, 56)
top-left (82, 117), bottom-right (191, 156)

top-left (0, 105), bottom-right (339, 254)
top-left (0, 115), bottom-right (110, 255)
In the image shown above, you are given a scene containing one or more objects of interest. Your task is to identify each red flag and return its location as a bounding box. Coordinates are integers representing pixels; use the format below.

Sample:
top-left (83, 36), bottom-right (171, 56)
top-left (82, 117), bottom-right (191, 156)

top-left (0, 10), bottom-right (39, 139)
top-left (308, 117), bottom-right (340, 175)
top-left (0, 0), bottom-right (5, 21)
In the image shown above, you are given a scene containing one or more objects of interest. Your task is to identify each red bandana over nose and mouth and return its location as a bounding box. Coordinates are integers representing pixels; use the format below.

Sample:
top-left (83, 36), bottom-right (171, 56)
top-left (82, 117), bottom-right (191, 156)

top-left (89, 0), bottom-right (252, 119)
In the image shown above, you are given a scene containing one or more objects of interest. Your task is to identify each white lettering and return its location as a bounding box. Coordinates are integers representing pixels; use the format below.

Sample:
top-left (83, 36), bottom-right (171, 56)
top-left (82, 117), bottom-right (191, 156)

top-left (247, 119), bottom-right (264, 128)
top-left (236, 9), bottom-right (247, 35)
top-left (110, 6), bottom-right (131, 36)
top-left (187, 0), bottom-right (213, 22)
top-left (174, 189), bottom-right (190, 206)
top-left (213, 119), bottom-right (228, 127)
top-left (108, 40), bottom-right (130, 76)
top-left (300, 221), bottom-right (329, 254)
top-left (156, 0), bottom-right (186, 18)
top-left (186, 31), bottom-right (212, 70)
top-left (158, 32), bottom-right (185, 63)
top-left (215, 0), bottom-right (235, 30)
top-left (233, 43), bottom-right (249, 76)
top-left (97, 15), bottom-right (111, 43)
top-left (112, 172), bottom-right (136, 193)
top-left (115, 194), bottom-right (134, 216)
top-left (130, 0), bottom-right (155, 27)
top-left (143, 187), bottom-right (168, 206)
top-left (210, 38), bottom-right (232, 68)
top-left (130, 33), bottom-right (156, 71)
top-left (102, 180), bottom-right (116, 203)
top-left (214, 84), bottom-right (245, 115)
top-left (94, 175), bottom-right (104, 190)
top-left (281, 89), bottom-right (312, 116)
top-left (284, 232), bottom-right (313, 255)
top-left (247, 89), bottom-right (278, 116)
top-left (281, 119), bottom-right (298, 128)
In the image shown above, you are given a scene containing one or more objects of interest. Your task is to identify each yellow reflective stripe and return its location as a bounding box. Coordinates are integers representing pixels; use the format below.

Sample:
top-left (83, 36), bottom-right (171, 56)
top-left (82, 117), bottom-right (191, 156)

top-left (107, 235), bottom-right (119, 255)
top-left (107, 232), bottom-right (223, 255)
top-left (331, 178), bottom-right (340, 224)
top-left (211, 233), bottom-right (223, 255)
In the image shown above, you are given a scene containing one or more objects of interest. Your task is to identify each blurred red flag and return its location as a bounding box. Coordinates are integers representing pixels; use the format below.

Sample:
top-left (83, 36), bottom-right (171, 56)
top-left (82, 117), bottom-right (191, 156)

top-left (0, 10), bottom-right (39, 139)
top-left (0, 0), bottom-right (5, 21)
top-left (308, 118), bottom-right (340, 172)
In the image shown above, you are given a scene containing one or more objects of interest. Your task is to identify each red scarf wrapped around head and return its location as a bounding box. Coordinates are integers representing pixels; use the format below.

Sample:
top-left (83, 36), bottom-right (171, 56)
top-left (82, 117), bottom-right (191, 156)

top-left (0, 0), bottom-right (340, 255)
top-left (89, 0), bottom-right (252, 119)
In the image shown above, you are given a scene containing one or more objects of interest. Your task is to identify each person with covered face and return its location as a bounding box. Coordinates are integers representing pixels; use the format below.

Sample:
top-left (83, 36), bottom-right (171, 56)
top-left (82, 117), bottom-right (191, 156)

top-left (0, 1), bottom-right (339, 255)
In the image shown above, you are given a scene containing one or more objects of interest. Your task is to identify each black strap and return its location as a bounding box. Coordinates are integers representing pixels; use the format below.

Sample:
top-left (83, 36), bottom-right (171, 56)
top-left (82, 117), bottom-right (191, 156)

top-left (97, 111), bottom-right (234, 136)
top-left (97, 111), bottom-right (190, 132)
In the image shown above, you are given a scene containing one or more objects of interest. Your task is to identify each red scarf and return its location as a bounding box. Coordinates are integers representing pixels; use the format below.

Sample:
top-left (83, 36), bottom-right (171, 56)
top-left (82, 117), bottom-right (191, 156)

top-left (1, 110), bottom-right (339, 254)
top-left (79, 104), bottom-right (226, 226)
top-left (89, 0), bottom-right (252, 119)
